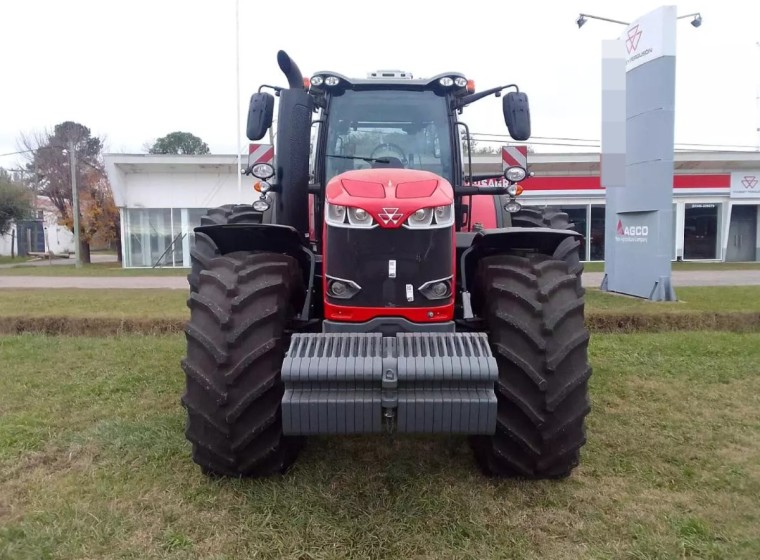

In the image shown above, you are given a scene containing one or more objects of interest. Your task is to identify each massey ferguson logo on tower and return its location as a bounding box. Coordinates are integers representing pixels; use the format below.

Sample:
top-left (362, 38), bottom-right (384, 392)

top-left (626, 25), bottom-right (642, 53)
top-left (616, 219), bottom-right (649, 243)
top-left (625, 24), bottom-right (653, 65)
top-left (741, 175), bottom-right (758, 189)
top-left (378, 208), bottom-right (403, 225)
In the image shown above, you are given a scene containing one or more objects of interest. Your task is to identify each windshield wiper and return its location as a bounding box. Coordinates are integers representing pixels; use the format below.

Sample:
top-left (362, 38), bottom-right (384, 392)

top-left (326, 154), bottom-right (390, 164)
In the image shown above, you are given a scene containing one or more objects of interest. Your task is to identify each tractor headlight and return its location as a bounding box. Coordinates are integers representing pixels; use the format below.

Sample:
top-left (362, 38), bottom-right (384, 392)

top-left (252, 163), bottom-right (275, 179)
top-left (505, 165), bottom-right (527, 183)
top-left (404, 207), bottom-right (433, 228)
top-left (403, 203), bottom-right (454, 229)
top-left (325, 202), bottom-right (377, 228)
top-left (439, 77), bottom-right (454, 86)
top-left (324, 75), bottom-right (340, 86)
top-left (347, 206), bottom-right (375, 228)
top-left (418, 276), bottom-right (453, 300)
top-left (506, 184), bottom-right (518, 196)
top-left (252, 199), bottom-right (270, 212)
top-left (505, 201), bottom-right (522, 213)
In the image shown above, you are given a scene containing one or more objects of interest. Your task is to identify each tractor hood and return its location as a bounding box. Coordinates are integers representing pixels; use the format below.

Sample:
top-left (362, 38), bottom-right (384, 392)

top-left (325, 168), bottom-right (454, 229)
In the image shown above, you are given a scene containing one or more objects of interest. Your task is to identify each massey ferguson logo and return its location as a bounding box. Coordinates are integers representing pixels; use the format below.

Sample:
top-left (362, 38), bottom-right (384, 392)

top-left (378, 208), bottom-right (403, 225)
top-left (625, 24), bottom-right (653, 64)
top-left (616, 219), bottom-right (649, 243)
top-left (626, 25), bottom-right (643, 53)
top-left (741, 175), bottom-right (758, 189)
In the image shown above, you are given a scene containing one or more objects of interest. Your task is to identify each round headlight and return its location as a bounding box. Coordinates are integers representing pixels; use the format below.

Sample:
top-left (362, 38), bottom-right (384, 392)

top-left (253, 199), bottom-right (270, 212)
top-left (439, 77), bottom-right (454, 86)
top-left (310, 76), bottom-right (324, 86)
top-left (454, 77), bottom-right (467, 87)
top-left (504, 201), bottom-right (522, 213)
top-left (505, 166), bottom-right (527, 182)
top-left (506, 184), bottom-right (518, 196)
top-left (252, 163), bottom-right (274, 179)
top-left (353, 208), bottom-right (367, 220)
top-left (324, 76), bottom-right (340, 86)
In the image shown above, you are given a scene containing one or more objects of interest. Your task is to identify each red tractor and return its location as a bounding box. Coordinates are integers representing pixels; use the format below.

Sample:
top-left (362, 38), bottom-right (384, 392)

top-left (181, 50), bottom-right (591, 479)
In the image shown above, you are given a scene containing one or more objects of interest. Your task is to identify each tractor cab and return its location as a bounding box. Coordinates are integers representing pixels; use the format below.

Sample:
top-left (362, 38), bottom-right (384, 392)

top-left (245, 52), bottom-right (533, 245)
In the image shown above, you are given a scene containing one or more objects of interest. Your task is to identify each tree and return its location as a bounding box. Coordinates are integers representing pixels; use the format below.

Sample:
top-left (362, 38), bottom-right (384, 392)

top-left (460, 132), bottom-right (499, 155)
top-left (0, 168), bottom-right (34, 237)
top-left (148, 131), bottom-right (210, 155)
top-left (19, 121), bottom-right (119, 263)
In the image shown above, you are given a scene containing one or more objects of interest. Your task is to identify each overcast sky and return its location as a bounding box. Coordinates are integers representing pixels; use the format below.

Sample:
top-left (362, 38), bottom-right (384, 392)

top-left (1, 0), bottom-right (759, 170)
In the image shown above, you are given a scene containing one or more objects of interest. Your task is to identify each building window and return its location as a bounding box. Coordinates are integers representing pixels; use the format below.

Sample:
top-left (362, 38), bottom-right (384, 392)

top-left (590, 205), bottom-right (605, 261)
top-left (683, 203), bottom-right (721, 260)
top-left (124, 208), bottom-right (209, 267)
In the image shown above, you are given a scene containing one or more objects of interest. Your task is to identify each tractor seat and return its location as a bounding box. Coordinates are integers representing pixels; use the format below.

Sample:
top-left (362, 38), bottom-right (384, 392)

top-left (371, 157), bottom-right (405, 169)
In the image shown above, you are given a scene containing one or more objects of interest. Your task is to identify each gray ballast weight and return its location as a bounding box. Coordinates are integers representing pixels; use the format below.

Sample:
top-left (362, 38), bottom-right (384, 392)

top-left (281, 332), bottom-right (498, 435)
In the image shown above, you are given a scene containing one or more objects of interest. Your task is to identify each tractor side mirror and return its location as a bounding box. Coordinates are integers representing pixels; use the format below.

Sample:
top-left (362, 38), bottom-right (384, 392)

top-left (247, 92), bottom-right (274, 141)
top-left (503, 91), bottom-right (531, 141)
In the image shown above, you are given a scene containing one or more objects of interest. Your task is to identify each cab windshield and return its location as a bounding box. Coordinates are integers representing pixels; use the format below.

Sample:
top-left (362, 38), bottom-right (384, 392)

top-left (323, 89), bottom-right (454, 185)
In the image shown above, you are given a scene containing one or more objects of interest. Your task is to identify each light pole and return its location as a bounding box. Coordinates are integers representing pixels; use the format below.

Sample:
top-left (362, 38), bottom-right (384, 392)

top-left (755, 41), bottom-right (760, 151)
top-left (66, 140), bottom-right (82, 268)
top-left (235, 0), bottom-right (242, 195)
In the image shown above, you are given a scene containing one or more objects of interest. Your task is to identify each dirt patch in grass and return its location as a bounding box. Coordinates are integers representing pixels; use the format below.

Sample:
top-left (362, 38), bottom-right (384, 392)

top-left (0, 316), bottom-right (186, 336)
top-left (2, 311), bottom-right (758, 336)
top-left (587, 310), bottom-right (760, 332)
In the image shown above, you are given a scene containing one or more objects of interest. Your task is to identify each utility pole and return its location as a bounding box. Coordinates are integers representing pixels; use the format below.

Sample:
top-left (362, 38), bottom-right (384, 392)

top-left (235, 0), bottom-right (242, 195)
top-left (755, 42), bottom-right (760, 151)
top-left (68, 139), bottom-right (81, 268)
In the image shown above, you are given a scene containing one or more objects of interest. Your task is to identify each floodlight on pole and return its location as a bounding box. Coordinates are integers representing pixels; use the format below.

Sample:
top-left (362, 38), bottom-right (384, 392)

top-left (677, 12), bottom-right (702, 27)
top-left (576, 13), bottom-right (629, 29)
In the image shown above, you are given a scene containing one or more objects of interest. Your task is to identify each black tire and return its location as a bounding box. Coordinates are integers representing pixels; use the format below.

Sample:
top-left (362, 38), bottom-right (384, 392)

top-left (180, 251), bottom-right (305, 477)
top-left (188, 204), bottom-right (270, 293)
top-left (469, 247), bottom-right (592, 479)
top-left (511, 206), bottom-right (584, 292)
top-left (510, 206), bottom-right (574, 230)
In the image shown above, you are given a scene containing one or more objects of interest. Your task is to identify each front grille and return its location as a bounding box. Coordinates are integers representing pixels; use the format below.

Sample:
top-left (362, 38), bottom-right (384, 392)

top-left (325, 226), bottom-right (453, 308)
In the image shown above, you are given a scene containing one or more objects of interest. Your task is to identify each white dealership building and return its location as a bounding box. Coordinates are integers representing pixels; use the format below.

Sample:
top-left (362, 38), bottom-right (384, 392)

top-left (104, 147), bottom-right (760, 268)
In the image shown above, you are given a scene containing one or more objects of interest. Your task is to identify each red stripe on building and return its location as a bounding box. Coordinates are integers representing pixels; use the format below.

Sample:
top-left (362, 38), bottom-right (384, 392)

top-left (520, 174), bottom-right (731, 191)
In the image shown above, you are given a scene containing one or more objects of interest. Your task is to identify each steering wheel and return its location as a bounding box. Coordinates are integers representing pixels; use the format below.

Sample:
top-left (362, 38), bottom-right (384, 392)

top-left (370, 143), bottom-right (408, 166)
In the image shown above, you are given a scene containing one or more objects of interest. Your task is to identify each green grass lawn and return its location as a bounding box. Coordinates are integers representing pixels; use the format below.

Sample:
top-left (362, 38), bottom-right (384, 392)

top-left (0, 256), bottom-right (33, 266)
top-left (0, 331), bottom-right (758, 559)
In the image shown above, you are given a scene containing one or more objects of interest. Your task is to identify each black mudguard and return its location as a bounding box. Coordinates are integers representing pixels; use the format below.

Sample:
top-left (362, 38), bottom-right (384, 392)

top-left (194, 223), bottom-right (317, 321)
top-left (457, 227), bottom-right (584, 319)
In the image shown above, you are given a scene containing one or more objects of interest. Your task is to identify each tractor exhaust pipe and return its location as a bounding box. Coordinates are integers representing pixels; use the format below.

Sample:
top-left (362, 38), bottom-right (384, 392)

top-left (277, 50), bottom-right (305, 89)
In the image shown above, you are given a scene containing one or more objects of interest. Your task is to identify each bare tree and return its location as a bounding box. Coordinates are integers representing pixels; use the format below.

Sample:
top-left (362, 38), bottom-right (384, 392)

top-left (18, 121), bottom-right (114, 263)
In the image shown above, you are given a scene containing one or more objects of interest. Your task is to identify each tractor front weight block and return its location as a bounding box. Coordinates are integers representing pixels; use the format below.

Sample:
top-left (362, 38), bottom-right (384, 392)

top-left (281, 332), bottom-right (498, 435)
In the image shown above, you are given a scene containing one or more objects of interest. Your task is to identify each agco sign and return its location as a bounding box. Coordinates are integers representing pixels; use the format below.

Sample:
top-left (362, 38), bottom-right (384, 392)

top-left (616, 219), bottom-right (649, 243)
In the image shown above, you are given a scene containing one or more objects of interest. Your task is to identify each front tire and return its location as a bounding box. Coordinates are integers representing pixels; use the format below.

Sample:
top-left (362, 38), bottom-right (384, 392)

top-left (180, 251), bottom-right (305, 477)
top-left (470, 249), bottom-right (592, 479)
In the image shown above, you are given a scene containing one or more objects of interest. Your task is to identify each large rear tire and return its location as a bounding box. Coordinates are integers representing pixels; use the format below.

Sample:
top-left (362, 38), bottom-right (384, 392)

top-left (188, 203), bottom-right (271, 293)
top-left (180, 251), bottom-right (305, 477)
top-left (510, 205), bottom-right (584, 292)
top-left (469, 247), bottom-right (592, 479)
